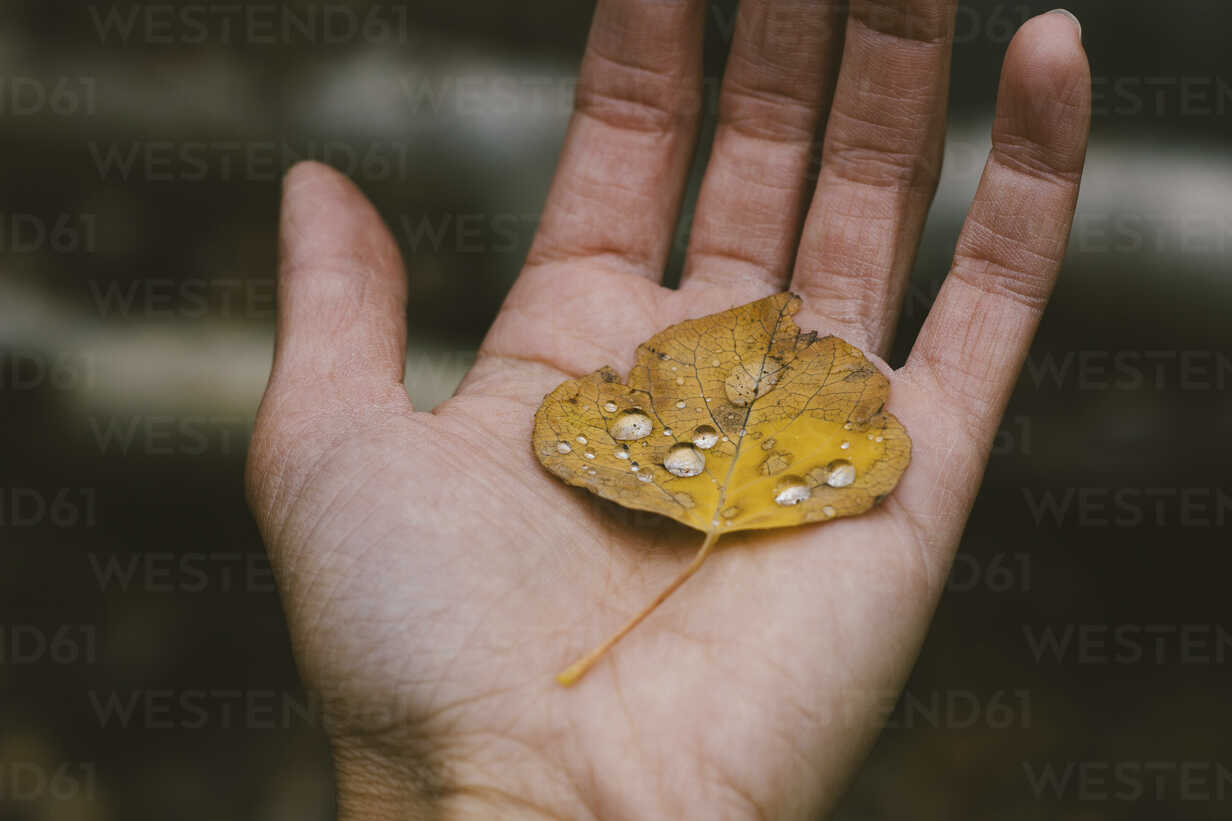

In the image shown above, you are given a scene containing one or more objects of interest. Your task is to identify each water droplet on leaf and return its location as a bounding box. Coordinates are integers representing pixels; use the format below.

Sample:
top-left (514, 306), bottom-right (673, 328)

top-left (826, 459), bottom-right (856, 488)
top-left (611, 410), bottom-right (653, 441)
top-left (691, 425), bottom-right (719, 450)
top-left (774, 476), bottom-right (811, 506)
top-left (663, 443), bottom-right (705, 478)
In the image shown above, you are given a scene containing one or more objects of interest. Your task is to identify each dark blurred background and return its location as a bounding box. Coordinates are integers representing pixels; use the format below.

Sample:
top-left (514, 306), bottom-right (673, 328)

top-left (1, 1), bottom-right (1230, 819)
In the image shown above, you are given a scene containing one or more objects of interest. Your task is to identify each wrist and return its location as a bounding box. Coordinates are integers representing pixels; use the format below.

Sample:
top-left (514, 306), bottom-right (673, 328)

top-left (332, 739), bottom-right (580, 821)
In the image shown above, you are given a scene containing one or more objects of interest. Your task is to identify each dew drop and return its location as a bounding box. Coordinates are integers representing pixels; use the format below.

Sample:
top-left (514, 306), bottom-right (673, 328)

top-left (823, 505), bottom-right (836, 518)
top-left (663, 443), bottom-right (705, 478)
top-left (675, 399), bottom-right (687, 409)
top-left (774, 476), bottom-right (811, 506)
top-left (615, 446), bottom-right (630, 460)
top-left (611, 409), bottom-right (653, 441)
top-left (825, 459), bottom-right (856, 488)
top-left (875, 435), bottom-right (884, 443)
top-left (556, 441), bottom-right (572, 454)
top-left (663, 428), bottom-right (674, 437)
top-left (675, 376), bottom-right (685, 386)
top-left (636, 469), bottom-right (654, 483)
top-left (711, 358), bottom-right (721, 368)
top-left (721, 505), bottom-right (740, 519)
top-left (583, 449), bottom-right (595, 459)
top-left (691, 425), bottom-right (719, 450)
top-left (843, 422), bottom-right (853, 431)
top-left (576, 435), bottom-right (587, 445)
top-left (603, 401), bottom-right (618, 413)
top-left (840, 440), bottom-right (851, 450)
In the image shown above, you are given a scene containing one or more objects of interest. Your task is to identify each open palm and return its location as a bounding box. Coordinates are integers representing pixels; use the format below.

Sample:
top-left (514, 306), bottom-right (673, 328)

top-left (246, 3), bottom-right (1090, 819)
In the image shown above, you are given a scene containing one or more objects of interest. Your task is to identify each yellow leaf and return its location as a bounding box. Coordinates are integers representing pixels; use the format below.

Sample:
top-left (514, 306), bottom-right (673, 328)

top-left (533, 292), bottom-right (911, 684)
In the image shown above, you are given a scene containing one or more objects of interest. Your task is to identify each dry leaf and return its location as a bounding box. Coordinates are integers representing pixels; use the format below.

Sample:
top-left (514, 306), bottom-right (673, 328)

top-left (533, 292), bottom-right (911, 684)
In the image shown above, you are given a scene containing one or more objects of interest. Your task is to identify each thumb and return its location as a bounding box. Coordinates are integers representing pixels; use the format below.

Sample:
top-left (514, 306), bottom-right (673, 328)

top-left (272, 161), bottom-right (409, 398)
top-left (246, 162), bottom-right (411, 522)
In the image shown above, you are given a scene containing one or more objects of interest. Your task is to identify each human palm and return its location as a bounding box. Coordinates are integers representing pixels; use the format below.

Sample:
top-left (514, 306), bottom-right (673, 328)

top-left (247, 4), bottom-right (1090, 819)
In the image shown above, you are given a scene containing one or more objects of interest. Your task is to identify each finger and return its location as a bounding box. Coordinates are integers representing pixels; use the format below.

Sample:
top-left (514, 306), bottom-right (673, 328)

top-left (271, 161), bottom-right (409, 401)
top-left (905, 11), bottom-right (1089, 448)
top-left (678, 0), bottom-right (845, 294)
top-left (790, 0), bottom-right (958, 355)
top-left (521, 0), bottom-right (705, 283)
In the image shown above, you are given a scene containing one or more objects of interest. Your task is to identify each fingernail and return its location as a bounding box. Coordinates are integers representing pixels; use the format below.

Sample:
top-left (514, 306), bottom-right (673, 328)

top-left (1046, 8), bottom-right (1082, 39)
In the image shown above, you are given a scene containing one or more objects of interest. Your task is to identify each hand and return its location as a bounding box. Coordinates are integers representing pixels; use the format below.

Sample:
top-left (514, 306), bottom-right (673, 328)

top-left (246, 4), bottom-right (1090, 818)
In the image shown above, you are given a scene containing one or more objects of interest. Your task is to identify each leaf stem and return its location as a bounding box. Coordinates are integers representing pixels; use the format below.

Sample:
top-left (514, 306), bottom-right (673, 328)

top-left (556, 529), bottom-right (721, 686)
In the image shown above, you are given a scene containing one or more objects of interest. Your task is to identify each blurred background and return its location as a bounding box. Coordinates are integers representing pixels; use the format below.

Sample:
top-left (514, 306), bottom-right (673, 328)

top-left (1, 1), bottom-right (1230, 818)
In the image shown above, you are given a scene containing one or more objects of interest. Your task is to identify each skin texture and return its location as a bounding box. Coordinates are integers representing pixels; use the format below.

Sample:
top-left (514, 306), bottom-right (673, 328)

top-left (245, 5), bottom-right (1091, 820)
